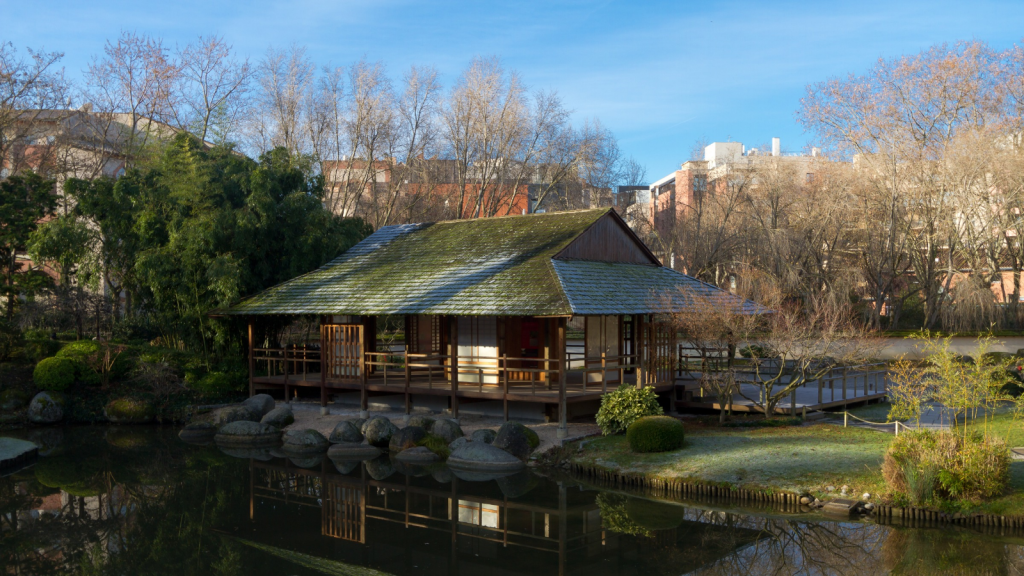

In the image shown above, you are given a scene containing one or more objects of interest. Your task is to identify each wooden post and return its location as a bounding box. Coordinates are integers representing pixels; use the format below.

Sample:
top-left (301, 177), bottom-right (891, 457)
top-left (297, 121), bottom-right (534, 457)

top-left (502, 353), bottom-right (509, 423)
top-left (450, 316), bottom-right (459, 419)
top-left (403, 313), bottom-right (411, 412)
top-left (360, 319), bottom-right (369, 418)
top-left (247, 317), bottom-right (255, 398)
top-left (817, 375), bottom-right (823, 405)
top-left (791, 388), bottom-right (797, 417)
top-left (557, 317), bottom-right (568, 439)
top-left (842, 367), bottom-right (848, 401)
top-left (319, 318), bottom-right (327, 409)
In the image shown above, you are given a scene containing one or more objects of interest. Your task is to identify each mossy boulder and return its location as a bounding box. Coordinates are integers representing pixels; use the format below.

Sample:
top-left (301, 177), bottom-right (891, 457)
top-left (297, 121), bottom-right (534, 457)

top-left (493, 421), bottom-right (537, 461)
top-left (104, 398), bottom-right (154, 424)
top-left (389, 426), bottom-right (427, 453)
top-left (363, 416), bottom-right (398, 447)
top-left (282, 429), bottom-right (330, 455)
top-left (408, 415), bottom-right (435, 429)
top-left (241, 394), bottom-right (275, 418)
top-left (260, 406), bottom-right (294, 429)
top-left (626, 415), bottom-right (685, 453)
top-left (448, 442), bottom-right (526, 473)
top-left (214, 421), bottom-right (282, 447)
top-left (449, 437), bottom-right (471, 452)
top-left (471, 429), bottom-right (497, 444)
top-left (328, 420), bottom-right (363, 444)
top-left (27, 391), bottom-right (64, 424)
top-left (213, 405), bottom-right (259, 427)
top-left (430, 419), bottom-right (464, 444)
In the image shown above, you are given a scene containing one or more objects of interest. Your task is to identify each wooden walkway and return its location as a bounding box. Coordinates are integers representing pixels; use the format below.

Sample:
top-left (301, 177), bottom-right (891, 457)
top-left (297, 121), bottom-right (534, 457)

top-left (676, 366), bottom-right (889, 415)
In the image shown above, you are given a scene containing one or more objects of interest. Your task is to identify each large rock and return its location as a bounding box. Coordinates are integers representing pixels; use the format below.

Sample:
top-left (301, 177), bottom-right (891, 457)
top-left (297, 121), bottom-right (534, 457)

top-left (241, 394), bottom-right (275, 418)
top-left (288, 455), bottom-right (324, 469)
top-left (328, 420), bottom-right (363, 444)
top-left (448, 441), bottom-right (526, 473)
top-left (327, 443), bottom-right (381, 460)
top-left (214, 420), bottom-right (282, 447)
top-left (449, 437), bottom-right (471, 452)
top-left (471, 429), bottom-right (497, 444)
top-left (363, 416), bottom-right (398, 447)
top-left (408, 415), bottom-right (435, 430)
top-left (213, 405), bottom-right (259, 427)
top-left (27, 392), bottom-right (64, 424)
top-left (0, 437), bottom-right (38, 472)
top-left (282, 429), bottom-right (329, 455)
top-left (178, 422), bottom-right (217, 444)
top-left (430, 419), bottom-right (464, 444)
top-left (389, 426), bottom-right (427, 453)
top-left (395, 446), bottom-right (440, 464)
top-left (218, 446), bottom-right (274, 461)
top-left (493, 422), bottom-right (537, 461)
top-left (104, 398), bottom-right (154, 424)
top-left (261, 406), bottom-right (294, 429)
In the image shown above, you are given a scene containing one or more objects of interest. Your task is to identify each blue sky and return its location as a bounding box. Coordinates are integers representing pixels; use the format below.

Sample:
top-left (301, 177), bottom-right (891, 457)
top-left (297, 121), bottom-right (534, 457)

top-left (3, 0), bottom-right (1024, 180)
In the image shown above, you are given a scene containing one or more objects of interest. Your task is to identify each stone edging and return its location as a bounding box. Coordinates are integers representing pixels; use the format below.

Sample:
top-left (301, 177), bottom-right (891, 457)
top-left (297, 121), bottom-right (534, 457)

top-left (568, 462), bottom-right (1024, 533)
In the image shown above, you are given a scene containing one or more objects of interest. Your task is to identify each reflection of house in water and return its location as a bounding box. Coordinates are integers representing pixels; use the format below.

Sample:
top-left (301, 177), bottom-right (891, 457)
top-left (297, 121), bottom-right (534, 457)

top-left (246, 459), bottom-right (759, 576)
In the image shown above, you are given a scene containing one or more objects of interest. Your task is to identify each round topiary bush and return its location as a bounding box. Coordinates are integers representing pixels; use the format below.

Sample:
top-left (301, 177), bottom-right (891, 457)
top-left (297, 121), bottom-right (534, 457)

top-left (626, 415), bottom-right (685, 453)
top-left (33, 357), bottom-right (75, 392)
top-left (596, 384), bottom-right (663, 435)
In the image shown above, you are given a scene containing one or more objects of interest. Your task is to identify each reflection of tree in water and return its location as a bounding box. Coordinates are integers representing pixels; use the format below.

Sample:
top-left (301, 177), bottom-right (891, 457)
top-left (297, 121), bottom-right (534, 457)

top-left (0, 427), bottom-right (253, 575)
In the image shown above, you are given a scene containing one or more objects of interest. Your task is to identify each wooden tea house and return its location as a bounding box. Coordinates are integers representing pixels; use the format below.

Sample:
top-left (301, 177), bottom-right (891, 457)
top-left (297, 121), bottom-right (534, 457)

top-left (225, 208), bottom-right (758, 437)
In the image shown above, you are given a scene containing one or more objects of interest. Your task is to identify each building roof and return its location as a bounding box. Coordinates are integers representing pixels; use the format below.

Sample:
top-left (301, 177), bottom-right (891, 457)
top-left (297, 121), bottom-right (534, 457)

top-left (225, 208), bottom-right (761, 316)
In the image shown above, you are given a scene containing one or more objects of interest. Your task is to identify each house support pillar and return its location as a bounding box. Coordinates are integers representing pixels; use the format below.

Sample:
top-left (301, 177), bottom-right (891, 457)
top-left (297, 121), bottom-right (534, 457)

top-left (320, 316), bottom-right (328, 414)
top-left (360, 317), bottom-right (369, 418)
top-left (247, 317), bottom-right (255, 398)
top-left (557, 317), bottom-right (568, 439)
top-left (450, 316), bottom-right (460, 419)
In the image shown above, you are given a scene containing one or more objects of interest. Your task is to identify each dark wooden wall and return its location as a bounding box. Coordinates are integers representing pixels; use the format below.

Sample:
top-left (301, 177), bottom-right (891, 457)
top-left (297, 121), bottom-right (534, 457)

top-left (554, 213), bottom-right (659, 265)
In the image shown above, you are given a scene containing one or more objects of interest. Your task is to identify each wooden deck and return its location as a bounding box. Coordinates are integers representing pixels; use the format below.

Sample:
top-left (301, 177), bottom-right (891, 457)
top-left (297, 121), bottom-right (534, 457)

top-left (676, 365), bottom-right (889, 415)
top-left (253, 371), bottom-right (669, 405)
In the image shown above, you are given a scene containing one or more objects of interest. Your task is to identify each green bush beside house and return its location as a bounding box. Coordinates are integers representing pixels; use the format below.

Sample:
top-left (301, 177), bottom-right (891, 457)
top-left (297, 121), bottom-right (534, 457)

top-left (626, 416), bottom-right (685, 453)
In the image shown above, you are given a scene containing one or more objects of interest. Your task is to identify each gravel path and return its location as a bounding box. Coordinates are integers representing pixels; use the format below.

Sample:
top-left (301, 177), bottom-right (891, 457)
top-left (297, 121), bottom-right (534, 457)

top-left (283, 401), bottom-right (600, 455)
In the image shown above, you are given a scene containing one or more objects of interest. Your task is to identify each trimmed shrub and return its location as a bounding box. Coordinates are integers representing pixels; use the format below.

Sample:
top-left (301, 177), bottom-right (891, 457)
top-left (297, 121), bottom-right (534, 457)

top-left (33, 357), bottom-right (75, 392)
top-left (189, 371), bottom-right (242, 396)
top-left (626, 415), bottom-right (685, 453)
top-left (596, 384), bottom-right (663, 435)
top-left (417, 434), bottom-right (451, 459)
top-left (56, 340), bottom-right (132, 383)
top-left (883, 429), bottom-right (1010, 503)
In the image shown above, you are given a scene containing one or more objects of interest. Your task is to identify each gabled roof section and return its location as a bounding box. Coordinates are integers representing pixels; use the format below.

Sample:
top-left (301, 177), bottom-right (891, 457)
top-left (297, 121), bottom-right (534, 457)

top-left (554, 209), bottom-right (660, 265)
top-left (226, 209), bottom-right (611, 316)
top-left (225, 207), bottom-right (763, 317)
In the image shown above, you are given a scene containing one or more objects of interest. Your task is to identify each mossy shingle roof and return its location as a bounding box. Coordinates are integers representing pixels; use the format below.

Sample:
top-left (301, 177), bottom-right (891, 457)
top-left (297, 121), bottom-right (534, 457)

top-left (226, 208), bottom-right (760, 316)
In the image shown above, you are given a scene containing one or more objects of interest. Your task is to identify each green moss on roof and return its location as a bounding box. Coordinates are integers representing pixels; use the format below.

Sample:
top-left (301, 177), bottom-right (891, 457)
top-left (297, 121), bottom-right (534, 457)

top-left (225, 208), bottom-right (761, 317)
top-left (227, 209), bottom-right (610, 316)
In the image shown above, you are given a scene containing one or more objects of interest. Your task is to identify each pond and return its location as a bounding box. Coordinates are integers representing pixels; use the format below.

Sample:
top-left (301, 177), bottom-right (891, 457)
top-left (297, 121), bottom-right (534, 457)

top-left (2, 426), bottom-right (1023, 575)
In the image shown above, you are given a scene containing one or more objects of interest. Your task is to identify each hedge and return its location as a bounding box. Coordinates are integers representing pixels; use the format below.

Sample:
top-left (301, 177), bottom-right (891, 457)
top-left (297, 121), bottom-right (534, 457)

top-left (33, 357), bottom-right (76, 392)
top-left (626, 415), bottom-right (685, 453)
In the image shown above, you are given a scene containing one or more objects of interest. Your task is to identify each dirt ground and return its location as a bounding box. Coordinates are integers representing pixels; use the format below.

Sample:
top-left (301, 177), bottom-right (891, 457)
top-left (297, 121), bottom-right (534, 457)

top-left (283, 401), bottom-right (600, 456)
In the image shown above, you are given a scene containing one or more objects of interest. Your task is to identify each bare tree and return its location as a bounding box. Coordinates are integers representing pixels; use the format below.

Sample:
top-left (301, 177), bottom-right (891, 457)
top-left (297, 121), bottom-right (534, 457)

top-left (84, 31), bottom-right (179, 167)
top-left (173, 35), bottom-right (252, 144)
top-left (249, 45), bottom-right (314, 155)
top-left (0, 43), bottom-right (72, 177)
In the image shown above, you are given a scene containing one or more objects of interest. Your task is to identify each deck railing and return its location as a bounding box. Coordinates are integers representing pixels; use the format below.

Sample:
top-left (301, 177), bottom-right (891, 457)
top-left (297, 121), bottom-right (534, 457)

top-left (252, 346), bottom-right (652, 396)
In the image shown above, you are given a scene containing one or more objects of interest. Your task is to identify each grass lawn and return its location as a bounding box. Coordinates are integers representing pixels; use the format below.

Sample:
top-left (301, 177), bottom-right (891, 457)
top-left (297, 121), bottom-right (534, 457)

top-left (571, 411), bottom-right (1024, 516)
top-left (572, 422), bottom-right (893, 500)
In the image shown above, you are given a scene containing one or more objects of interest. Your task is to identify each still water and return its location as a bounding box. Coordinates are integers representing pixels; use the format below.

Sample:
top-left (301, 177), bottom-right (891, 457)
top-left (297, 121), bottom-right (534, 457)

top-left (2, 426), bottom-right (1024, 575)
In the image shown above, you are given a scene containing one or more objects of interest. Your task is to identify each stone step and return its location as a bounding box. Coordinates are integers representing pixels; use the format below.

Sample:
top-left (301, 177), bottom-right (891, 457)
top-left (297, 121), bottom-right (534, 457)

top-left (0, 437), bottom-right (38, 474)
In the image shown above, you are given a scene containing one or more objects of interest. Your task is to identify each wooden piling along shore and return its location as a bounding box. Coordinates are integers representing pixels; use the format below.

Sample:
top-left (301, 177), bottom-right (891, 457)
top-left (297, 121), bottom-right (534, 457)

top-left (568, 462), bottom-right (1024, 535)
